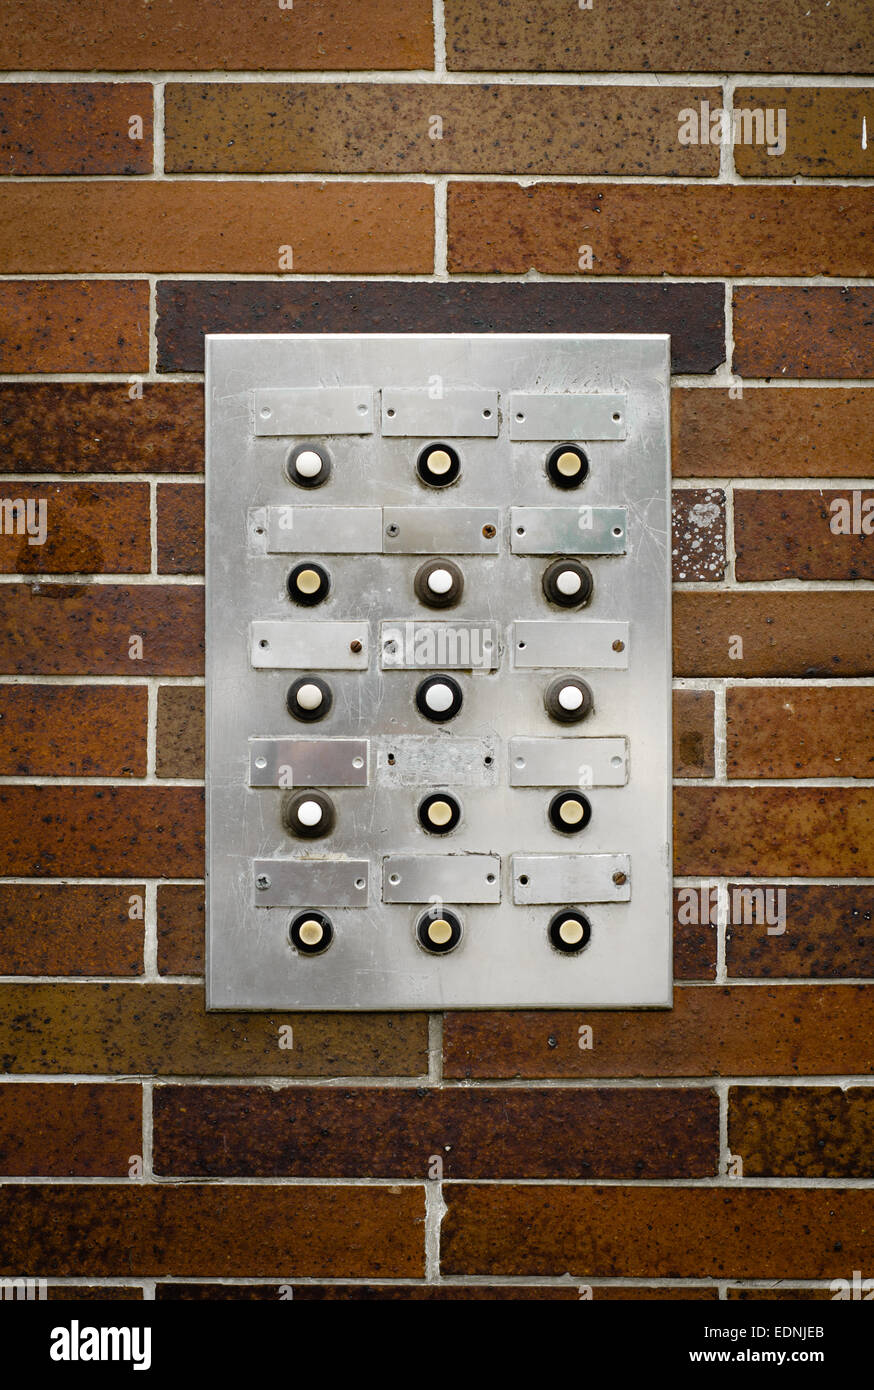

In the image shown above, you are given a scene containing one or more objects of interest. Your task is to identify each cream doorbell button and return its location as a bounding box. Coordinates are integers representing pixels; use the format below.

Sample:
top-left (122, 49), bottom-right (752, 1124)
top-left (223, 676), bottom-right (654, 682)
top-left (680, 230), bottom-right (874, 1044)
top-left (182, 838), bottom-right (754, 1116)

top-left (546, 443), bottom-right (589, 489)
top-left (417, 442), bottom-right (460, 488)
top-left (287, 561), bottom-right (330, 606)
top-left (548, 790), bottom-right (593, 834)
top-left (548, 908), bottom-right (591, 954)
top-left (290, 910), bottom-right (334, 955)
top-left (416, 906), bottom-right (463, 954)
top-left (418, 793), bottom-right (461, 835)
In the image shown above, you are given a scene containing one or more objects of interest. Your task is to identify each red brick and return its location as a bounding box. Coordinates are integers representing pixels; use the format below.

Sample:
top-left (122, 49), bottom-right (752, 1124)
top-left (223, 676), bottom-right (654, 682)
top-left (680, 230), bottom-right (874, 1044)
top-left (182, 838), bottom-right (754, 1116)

top-left (0, 83), bottom-right (152, 174)
top-left (156, 883), bottom-right (203, 976)
top-left (735, 489), bottom-right (874, 581)
top-left (0, 685), bottom-right (147, 777)
top-left (727, 687), bottom-right (874, 779)
top-left (0, 1083), bottom-right (140, 1176)
top-left (726, 885), bottom-right (874, 980)
top-left (734, 87), bottom-right (874, 178)
top-left (673, 888), bottom-right (718, 982)
top-left (673, 690), bottom-right (715, 779)
top-left (734, 288), bottom-right (874, 379)
top-left (0, 883), bottom-right (145, 977)
top-left (0, 483), bottom-right (150, 575)
top-left (0, 282), bottom-right (148, 374)
top-left (157, 483), bottom-right (203, 575)
top-left (672, 489), bottom-right (725, 581)
top-left (730, 1086), bottom-right (874, 1178)
top-left (674, 592), bottom-right (874, 677)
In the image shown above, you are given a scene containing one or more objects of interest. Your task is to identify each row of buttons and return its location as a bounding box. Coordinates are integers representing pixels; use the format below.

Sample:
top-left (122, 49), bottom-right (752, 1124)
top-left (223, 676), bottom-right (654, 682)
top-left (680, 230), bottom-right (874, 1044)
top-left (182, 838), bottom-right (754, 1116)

top-left (287, 557), bottom-right (594, 611)
top-left (281, 788), bottom-right (593, 839)
top-left (287, 441), bottom-right (590, 491)
top-left (285, 672), bottom-right (594, 725)
top-left (289, 906), bottom-right (593, 958)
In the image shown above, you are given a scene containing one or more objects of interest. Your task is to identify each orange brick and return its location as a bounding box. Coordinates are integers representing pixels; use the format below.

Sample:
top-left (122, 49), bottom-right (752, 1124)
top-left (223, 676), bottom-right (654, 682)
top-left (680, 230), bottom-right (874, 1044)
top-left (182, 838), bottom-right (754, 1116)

top-left (0, 83), bottom-right (152, 174)
top-left (0, 282), bottom-right (148, 374)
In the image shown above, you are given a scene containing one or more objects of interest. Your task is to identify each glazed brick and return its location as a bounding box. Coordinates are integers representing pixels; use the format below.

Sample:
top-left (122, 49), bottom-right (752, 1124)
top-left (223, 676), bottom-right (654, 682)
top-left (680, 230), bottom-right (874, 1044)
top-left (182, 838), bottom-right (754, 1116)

top-left (0, 984), bottom-right (427, 1077)
top-left (734, 288), bottom-right (874, 379)
top-left (442, 987), bottom-right (874, 1079)
top-left (165, 83), bottom-right (720, 176)
top-left (444, 0), bottom-right (872, 73)
top-left (730, 1086), bottom-right (874, 1178)
top-left (726, 885), bottom-right (874, 980)
top-left (673, 690), bottom-right (715, 779)
top-left (672, 388), bottom-right (874, 480)
top-left (734, 88), bottom-right (874, 178)
top-left (735, 489), bottom-right (874, 581)
top-left (0, 384), bottom-right (203, 476)
top-left (727, 686), bottom-right (874, 779)
top-left (675, 787), bottom-right (874, 876)
top-left (0, 184), bottom-right (433, 275)
top-left (156, 1282), bottom-right (716, 1300)
top-left (156, 883), bottom-right (203, 976)
top-left (673, 889), bottom-right (717, 982)
top-left (0, 1185), bottom-right (424, 1279)
top-left (0, 883), bottom-right (145, 977)
top-left (0, 1083), bottom-right (140, 1176)
top-left (673, 592), bottom-right (874, 677)
top-left (440, 1186), bottom-right (874, 1279)
top-left (0, 583), bottom-right (203, 675)
top-left (0, 0), bottom-right (433, 71)
top-left (0, 786), bottom-right (203, 877)
top-left (152, 1085), bottom-right (718, 1179)
top-left (156, 687), bottom-right (204, 780)
top-left (0, 281), bottom-right (148, 374)
top-left (0, 482), bottom-right (150, 575)
top-left (156, 280), bottom-right (725, 374)
top-left (0, 83), bottom-right (152, 175)
top-left (672, 489), bottom-right (725, 582)
top-left (447, 184), bottom-right (874, 276)
top-left (157, 483), bottom-right (203, 575)
top-left (0, 685), bottom-right (147, 777)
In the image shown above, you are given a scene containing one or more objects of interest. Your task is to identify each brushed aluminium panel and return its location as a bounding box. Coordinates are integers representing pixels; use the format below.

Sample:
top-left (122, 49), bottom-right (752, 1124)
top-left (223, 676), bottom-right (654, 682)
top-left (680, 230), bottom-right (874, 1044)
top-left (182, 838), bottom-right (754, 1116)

top-left (375, 736), bottom-right (499, 787)
top-left (250, 620), bottom-right (369, 669)
top-left (508, 392), bottom-right (627, 440)
top-left (264, 506), bottom-right (383, 554)
top-left (510, 506), bottom-right (627, 555)
top-left (383, 854), bottom-right (502, 903)
top-left (512, 620), bottom-right (629, 669)
top-left (512, 854), bottom-right (631, 904)
top-left (254, 386), bottom-right (373, 435)
top-left (381, 388), bottom-right (499, 436)
top-left (249, 738), bottom-right (369, 788)
top-left (252, 858), bottom-right (370, 907)
top-left (382, 507), bottom-right (500, 554)
top-left (380, 619), bottom-right (500, 670)
top-left (509, 737), bottom-right (628, 787)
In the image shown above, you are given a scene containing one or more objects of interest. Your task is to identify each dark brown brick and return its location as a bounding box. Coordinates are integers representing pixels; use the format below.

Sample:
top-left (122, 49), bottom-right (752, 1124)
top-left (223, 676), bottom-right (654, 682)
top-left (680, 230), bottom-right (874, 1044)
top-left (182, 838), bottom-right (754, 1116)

top-left (156, 687), bottom-right (204, 779)
top-left (673, 887), bottom-right (718, 982)
top-left (0, 883), bottom-right (145, 977)
top-left (672, 490), bottom-right (725, 582)
top-left (672, 388), bottom-right (874, 480)
top-left (0, 685), bottom-right (147, 776)
top-left (726, 885), bottom-right (874, 980)
top-left (440, 1185), bottom-right (874, 1278)
top-left (0, 1083), bottom-right (140, 1176)
top-left (673, 690), bottom-right (715, 779)
top-left (156, 1281), bottom-right (716, 1300)
top-left (156, 883), bottom-right (203, 976)
top-left (0, 583), bottom-right (203, 675)
top-left (0, 482), bottom-right (149, 574)
top-left (0, 384), bottom-right (203, 476)
top-left (0, 0), bottom-right (433, 71)
top-left (734, 87), bottom-right (874, 178)
top-left (47, 1285), bottom-right (144, 1299)
top-left (730, 1086), bottom-right (874, 1178)
top-left (0, 984), bottom-right (427, 1076)
top-left (165, 83), bottom-right (720, 176)
top-left (674, 592), bottom-right (874, 677)
top-left (734, 288), bottom-right (874, 379)
top-left (735, 489), bottom-right (874, 581)
top-left (0, 786), bottom-right (203, 877)
top-left (153, 1085), bottom-right (718, 1179)
top-left (157, 483), bottom-right (203, 575)
top-left (0, 281), bottom-right (148, 374)
top-left (156, 280), bottom-right (725, 374)
top-left (0, 83), bottom-right (152, 174)
top-left (0, 1184), bottom-right (424, 1278)
top-left (727, 687), bottom-right (874, 779)
top-left (444, 0), bottom-right (872, 73)
top-left (728, 1287), bottom-right (834, 1300)
top-left (448, 183), bottom-right (874, 276)
top-left (443, 987), bottom-right (874, 1079)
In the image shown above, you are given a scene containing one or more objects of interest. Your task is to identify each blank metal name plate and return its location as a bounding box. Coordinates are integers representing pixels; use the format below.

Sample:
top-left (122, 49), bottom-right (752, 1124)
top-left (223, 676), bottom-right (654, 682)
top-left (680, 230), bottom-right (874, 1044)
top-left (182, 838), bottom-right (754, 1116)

top-left (512, 855), bottom-right (631, 904)
top-left (383, 854), bottom-right (502, 903)
top-left (510, 507), bottom-right (627, 555)
top-left (254, 386), bottom-right (374, 435)
top-left (513, 620), bottom-right (629, 669)
top-left (508, 392), bottom-right (627, 441)
top-left (252, 859), bottom-right (370, 907)
top-left (249, 738), bottom-right (369, 788)
top-left (509, 737), bottom-right (628, 787)
top-left (263, 506), bottom-right (383, 554)
top-left (381, 388), bottom-right (499, 437)
top-left (250, 620), bottom-right (369, 669)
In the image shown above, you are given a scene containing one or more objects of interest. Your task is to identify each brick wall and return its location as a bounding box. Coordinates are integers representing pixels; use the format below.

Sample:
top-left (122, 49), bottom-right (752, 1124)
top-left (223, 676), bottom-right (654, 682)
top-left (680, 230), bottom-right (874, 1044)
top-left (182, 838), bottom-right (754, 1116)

top-left (0, 0), bottom-right (872, 1300)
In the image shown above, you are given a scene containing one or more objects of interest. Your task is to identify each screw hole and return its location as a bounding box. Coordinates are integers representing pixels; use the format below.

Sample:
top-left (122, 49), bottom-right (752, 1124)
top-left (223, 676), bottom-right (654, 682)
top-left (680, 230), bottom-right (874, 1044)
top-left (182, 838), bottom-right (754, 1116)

top-left (355, 877), bottom-right (366, 889)
top-left (514, 756), bottom-right (526, 769)
top-left (254, 526), bottom-right (264, 535)
top-left (259, 639), bottom-right (269, 649)
top-left (484, 755), bottom-right (493, 766)
top-left (386, 408), bottom-right (395, 418)
top-left (518, 874), bottom-right (529, 886)
top-left (387, 752), bottom-right (396, 765)
top-left (352, 756), bottom-right (364, 769)
top-left (518, 640), bottom-right (526, 649)
top-left (389, 872), bottom-right (400, 885)
top-left (357, 403), bottom-right (368, 414)
top-left (516, 526), bottom-right (525, 535)
top-left (254, 756), bottom-right (267, 769)
top-left (259, 407), bottom-right (271, 419)
top-left (612, 412), bottom-right (621, 422)
top-left (486, 873), bottom-right (496, 883)
top-left (482, 408), bottom-right (491, 418)
top-left (613, 526), bottom-right (622, 536)
top-left (515, 412), bottom-right (525, 421)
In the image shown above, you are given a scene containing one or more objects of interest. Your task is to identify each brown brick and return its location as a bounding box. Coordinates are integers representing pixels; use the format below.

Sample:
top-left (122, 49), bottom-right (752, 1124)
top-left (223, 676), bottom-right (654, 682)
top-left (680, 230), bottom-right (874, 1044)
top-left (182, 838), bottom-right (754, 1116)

top-left (0, 883), bottom-right (145, 977)
top-left (734, 288), bottom-right (874, 379)
top-left (157, 280), bottom-right (725, 374)
top-left (440, 1185), bottom-right (874, 1278)
top-left (0, 1083), bottom-right (140, 1176)
top-left (0, 786), bottom-right (203, 877)
top-left (0, 83), bottom-right (152, 175)
top-left (674, 888), bottom-right (718, 982)
top-left (735, 489), bottom-right (874, 581)
top-left (0, 184), bottom-right (433, 275)
top-left (672, 388), bottom-right (874, 480)
top-left (443, 987), bottom-right (874, 1079)
top-left (727, 687), bottom-right (874, 779)
top-left (156, 1281), bottom-right (716, 1300)
top-left (674, 592), bottom-right (874, 677)
top-left (156, 687), bottom-right (204, 780)
top-left (165, 83), bottom-right (719, 176)
top-left (726, 885), bottom-right (874, 980)
top-left (47, 1285), bottom-right (143, 1299)
top-left (0, 1184), bottom-right (424, 1278)
top-left (0, 384), bottom-right (203, 476)
top-left (156, 883), bottom-right (203, 976)
top-left (0, 482), bottom-right (149, 575)
top-left (673, 690), bottom-right (715, 779)
top-left (157, 483), bottom-right (203, 575)
top-left (676, 787), bottom-right (873, 877)
top-left (0, 984), bottom-right (427, 1077)
top-left (0, 685), bottom-right (147, 777)
top-left (735, 88), bottom-right (874, 178)
top-left (672, 489), bottom-right (725, 582)
top-left (730, 1086), bottom-right (874, 1178)
top-left (0, 281), bottom-right (148, 374)
top-left (0, 583), bottom-right (203, 675)
top-left (153, 1085), bottom-right (718, 1179)
top-left (448, 183), bottom-right (874, 276)
top-left (727, 1287), bottom-right (833, 1300)
top-left (0, 0), bottom-right (433, 71)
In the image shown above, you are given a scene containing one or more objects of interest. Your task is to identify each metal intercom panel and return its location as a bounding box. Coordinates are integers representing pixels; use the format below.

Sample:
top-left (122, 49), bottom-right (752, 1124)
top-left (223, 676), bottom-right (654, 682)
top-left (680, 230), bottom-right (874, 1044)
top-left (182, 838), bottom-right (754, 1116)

top-left (205, 334), bottom-right (672, 1010)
